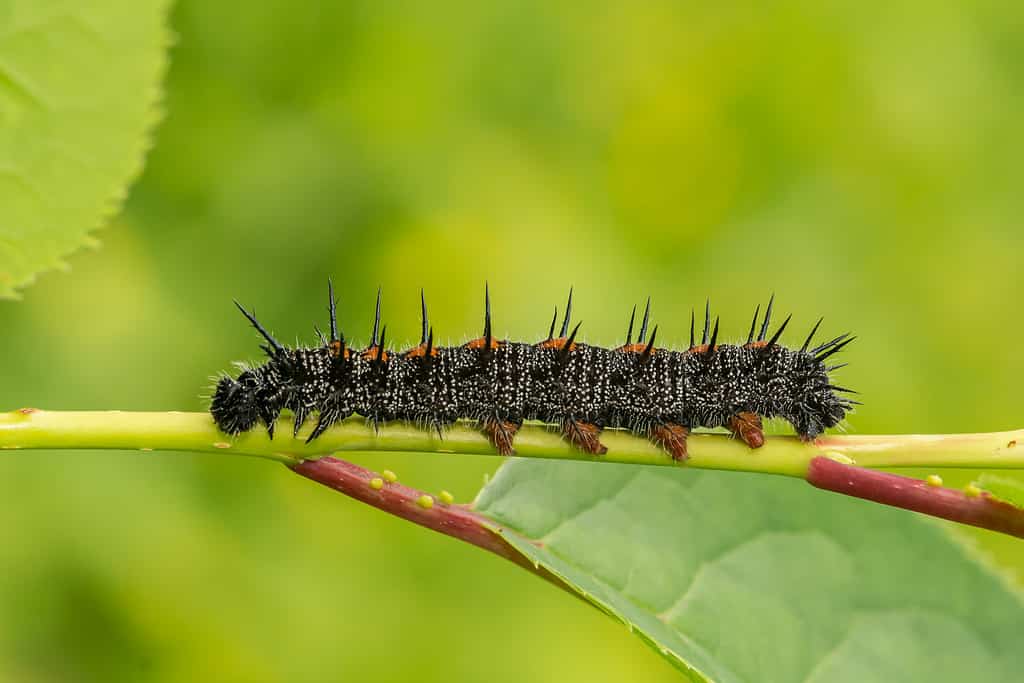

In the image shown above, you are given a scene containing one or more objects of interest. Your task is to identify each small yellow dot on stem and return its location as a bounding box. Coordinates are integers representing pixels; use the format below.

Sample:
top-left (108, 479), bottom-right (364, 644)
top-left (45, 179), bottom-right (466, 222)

top-left (439, 490), bottom-right (454, 505)
top-left (369, 477), bottom-right (384, 490)
top-left (382, 470), bottom-right (397, 483)
top-left (416, 495), bottom-right (434, 509)
top-left (824, 451), bottom-right (855, 465)
top-left (964, 483), bottom-right (982, 498)
top-left (925, 474), bottom-right (943, 488)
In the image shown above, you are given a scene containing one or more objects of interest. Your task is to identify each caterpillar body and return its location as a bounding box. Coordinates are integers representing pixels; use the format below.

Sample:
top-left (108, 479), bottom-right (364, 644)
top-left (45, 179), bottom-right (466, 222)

top-left (210, 283), bottom-right (857, 461)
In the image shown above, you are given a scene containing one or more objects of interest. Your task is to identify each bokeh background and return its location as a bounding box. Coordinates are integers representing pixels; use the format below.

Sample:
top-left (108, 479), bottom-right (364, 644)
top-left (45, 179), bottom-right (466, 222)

top-left (1, 1), bottom-right (1023, 680)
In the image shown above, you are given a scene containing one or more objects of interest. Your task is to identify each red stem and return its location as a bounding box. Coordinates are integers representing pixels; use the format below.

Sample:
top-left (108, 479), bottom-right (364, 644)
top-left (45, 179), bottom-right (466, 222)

top-left (806, 456), bottom-right (1024, 539)
top-left (290, 457), bottom-right (563, 582)
top-left (295, 454), bottom-right (1024, 588)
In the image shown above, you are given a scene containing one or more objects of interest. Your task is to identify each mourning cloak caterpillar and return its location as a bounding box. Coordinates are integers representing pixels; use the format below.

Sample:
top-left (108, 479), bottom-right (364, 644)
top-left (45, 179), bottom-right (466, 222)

top-left (210, 283), bottom-right (857, 461)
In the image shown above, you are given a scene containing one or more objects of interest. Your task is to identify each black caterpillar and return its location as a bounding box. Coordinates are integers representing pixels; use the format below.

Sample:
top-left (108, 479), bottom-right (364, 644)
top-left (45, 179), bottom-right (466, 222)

top-left (210, 282), bottom-right (857, 460)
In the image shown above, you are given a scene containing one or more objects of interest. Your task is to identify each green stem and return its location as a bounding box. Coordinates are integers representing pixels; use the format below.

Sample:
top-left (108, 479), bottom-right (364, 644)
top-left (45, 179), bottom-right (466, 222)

top-left (1, 409), bottom-right (1023, 478)
top-left (816, 432), bottom-right (1024, 471)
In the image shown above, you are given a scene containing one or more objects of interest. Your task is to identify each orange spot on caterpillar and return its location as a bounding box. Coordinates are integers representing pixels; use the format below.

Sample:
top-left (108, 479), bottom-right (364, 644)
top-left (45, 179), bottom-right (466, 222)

top-left (1009, 440), bottom-right (1017, 449)
top-left (329, 340), bottom-right (350, 359)
top-left (686, 344), bottom-right (720, 355)
top-left (404, 342), bottom-right (438, 358)
top-left (360, 345), bottom-right (388, 361)
top-left (465, 337), bottom-right (500, 350)
top-left (617, 343), bottom-right (647, 354)
top-left (537, 337), bottom-right (577, 352)
top-left (17, 407), bottom-right (37, 415)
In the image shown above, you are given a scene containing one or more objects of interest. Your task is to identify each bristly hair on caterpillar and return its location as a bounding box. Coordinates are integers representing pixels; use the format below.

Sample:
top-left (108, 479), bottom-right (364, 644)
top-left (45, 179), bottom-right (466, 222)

top-left (210, 281), bottom-right (858, 462)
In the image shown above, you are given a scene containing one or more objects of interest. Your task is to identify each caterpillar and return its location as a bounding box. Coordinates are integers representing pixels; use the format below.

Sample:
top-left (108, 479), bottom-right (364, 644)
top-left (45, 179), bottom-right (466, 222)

top-left (210, 282), bottom-right (857, 461)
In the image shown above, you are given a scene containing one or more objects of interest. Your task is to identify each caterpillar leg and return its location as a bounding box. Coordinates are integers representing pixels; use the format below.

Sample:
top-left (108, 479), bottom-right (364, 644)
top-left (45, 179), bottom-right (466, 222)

top-left (650, 423), bottom-right (690, 462)
top-left (306, 407), bottom-right (344, 443)
top-left (292, 403), bottom-right (312, 437)
top-left (259, 404), bottom-right (282, 439)
top-left (727, 412), bottom-right (765, 448)
top-left (562, 420), bottom-right (608, 455)
top-left (482, 417), bottom-right (521, 456)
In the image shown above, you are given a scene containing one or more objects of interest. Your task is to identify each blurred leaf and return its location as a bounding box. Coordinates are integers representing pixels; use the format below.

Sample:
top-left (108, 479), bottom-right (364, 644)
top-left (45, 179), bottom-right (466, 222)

top-left (475, 460), bottom-right (1024, 682)
top-left (0, 0), bottom-right (170, 297)
top-left (979, 473), bottom-right (1024, 510)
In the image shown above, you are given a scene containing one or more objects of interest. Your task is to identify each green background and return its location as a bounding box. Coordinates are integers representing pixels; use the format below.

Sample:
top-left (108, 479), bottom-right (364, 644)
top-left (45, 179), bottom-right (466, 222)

top-left (1, 1), bottom-right (1022, 680)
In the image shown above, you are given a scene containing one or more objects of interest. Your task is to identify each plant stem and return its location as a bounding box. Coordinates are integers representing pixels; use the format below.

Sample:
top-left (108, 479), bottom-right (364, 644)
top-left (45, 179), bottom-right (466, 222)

top-left (2, 410), bottom-right (1024, 478)
top-left (806, 456), bottom-right (1024, 539)
top-left (4, 409), bottom-right (1024, 538)
top-left (816, 432), bottom-right (1024, 471)
top-left (291, 456), bottom-right (568, 587)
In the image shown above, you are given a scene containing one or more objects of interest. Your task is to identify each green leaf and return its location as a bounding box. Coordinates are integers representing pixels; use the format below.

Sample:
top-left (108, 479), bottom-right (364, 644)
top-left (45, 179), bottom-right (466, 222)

top-left (978, 473), bottom-right (1024, 509)
top-left (0, 0), bottom-right (171, 297)
top-left (475, 460), bottom-right (1024, 682)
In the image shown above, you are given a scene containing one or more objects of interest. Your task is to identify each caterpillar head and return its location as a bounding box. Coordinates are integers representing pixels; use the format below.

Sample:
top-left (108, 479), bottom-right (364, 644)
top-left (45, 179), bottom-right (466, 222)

top-left (783, 352), bottom-right (855, 439)
top-left (210, 369), bottom-right (265, 435)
